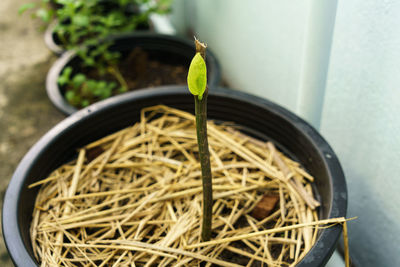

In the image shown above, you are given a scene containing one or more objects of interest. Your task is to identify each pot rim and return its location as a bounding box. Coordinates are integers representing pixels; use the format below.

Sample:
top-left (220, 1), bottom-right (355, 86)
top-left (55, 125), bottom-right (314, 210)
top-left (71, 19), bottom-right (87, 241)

top-left (3, 86), bottom-right (347, 266)
top-left (45, 32), bottom-right (221, 116)
top-left (44, 19), bottom-right (65, 55)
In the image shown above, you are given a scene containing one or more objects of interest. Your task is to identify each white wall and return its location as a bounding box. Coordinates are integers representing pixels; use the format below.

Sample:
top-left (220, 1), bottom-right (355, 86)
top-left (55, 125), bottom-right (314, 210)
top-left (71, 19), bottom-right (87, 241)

top-left (321, 0), bottom-right (400, 266)
top-left (171, 0), bottom-right (337, 128)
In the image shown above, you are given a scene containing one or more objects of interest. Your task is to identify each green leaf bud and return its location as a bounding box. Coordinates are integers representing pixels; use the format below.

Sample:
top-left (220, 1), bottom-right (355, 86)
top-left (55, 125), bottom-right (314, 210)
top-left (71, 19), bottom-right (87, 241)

top-left (187, 53), bottom-right (207, 100)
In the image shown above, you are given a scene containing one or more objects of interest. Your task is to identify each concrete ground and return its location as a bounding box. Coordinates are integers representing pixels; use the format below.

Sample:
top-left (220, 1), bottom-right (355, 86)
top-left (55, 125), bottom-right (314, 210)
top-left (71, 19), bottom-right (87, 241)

top-left (0, 0), bottom-right (65, 265)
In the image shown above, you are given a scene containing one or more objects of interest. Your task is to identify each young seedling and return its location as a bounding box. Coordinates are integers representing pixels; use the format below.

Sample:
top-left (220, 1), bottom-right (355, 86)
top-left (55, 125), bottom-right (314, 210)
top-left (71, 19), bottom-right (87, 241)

top-left (187, 38), bottom-right (213, 241)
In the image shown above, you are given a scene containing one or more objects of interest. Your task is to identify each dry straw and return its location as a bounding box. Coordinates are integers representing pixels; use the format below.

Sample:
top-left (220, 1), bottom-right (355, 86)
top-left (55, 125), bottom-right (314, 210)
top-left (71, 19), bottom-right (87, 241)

top-left (30, 105), bottom-right (348, 266)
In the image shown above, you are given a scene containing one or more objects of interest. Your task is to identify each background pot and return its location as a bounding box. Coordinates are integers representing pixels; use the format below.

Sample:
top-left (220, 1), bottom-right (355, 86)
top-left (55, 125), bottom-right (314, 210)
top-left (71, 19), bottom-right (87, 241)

top-left (46, 33), bottom-right (221, 115)
top-left (2, 86), bottom-right (347, 266)
top-left (43, 1), bottom-right (151, 55)
top-left (44, 20), bottom-right (64, 55)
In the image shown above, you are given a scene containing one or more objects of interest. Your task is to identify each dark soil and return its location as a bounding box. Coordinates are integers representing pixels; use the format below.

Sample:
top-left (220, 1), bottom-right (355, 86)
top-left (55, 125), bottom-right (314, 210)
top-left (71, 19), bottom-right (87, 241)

top-left (120, 47), bottom-right (187, 90)
top-left (210, 201), bottom-right (294, 266)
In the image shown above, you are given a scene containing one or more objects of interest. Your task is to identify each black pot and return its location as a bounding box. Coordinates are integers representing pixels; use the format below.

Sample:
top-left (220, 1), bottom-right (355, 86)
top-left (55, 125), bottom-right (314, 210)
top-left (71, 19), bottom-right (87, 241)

top-left (2, 86), bottom-right (347, 266)
top-left (46, 33), bottom-right (221, 115)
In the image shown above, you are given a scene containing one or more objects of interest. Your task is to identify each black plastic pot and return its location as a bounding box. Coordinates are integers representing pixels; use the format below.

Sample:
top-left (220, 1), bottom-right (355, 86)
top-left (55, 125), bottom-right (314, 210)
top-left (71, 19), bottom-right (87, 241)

top-left (46, 33), bottom-right (221, 115)
top-left (2, 86), bottom-right (347, 266)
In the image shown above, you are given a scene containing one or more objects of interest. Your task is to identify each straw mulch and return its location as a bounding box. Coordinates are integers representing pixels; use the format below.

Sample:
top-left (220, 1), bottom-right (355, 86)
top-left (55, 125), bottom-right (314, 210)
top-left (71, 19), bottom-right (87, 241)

top-left (29, 105), bottom-right (347, 266)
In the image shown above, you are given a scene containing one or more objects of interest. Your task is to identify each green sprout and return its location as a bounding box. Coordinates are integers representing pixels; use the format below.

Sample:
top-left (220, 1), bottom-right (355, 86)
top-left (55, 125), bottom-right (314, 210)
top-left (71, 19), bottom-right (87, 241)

top-left (187, 38), bottom-right (213, 241)
top-left (187, 53), bottom-right (207, 100)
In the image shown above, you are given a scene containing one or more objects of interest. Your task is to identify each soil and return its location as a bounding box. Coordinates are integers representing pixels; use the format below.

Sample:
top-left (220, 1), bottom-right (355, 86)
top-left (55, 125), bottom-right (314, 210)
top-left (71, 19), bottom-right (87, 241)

top-left (120, 47), bottom-right (187, 90)
top-left (215, 212), bottom-right (293, 266)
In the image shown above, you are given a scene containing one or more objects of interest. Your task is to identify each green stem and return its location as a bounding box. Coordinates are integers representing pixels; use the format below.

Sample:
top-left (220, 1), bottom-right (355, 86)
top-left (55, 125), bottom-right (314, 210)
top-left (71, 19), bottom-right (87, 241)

top-left (195, 87), bottom-right (213, 241)
top-left (107, 65), bottom-right (129, 91)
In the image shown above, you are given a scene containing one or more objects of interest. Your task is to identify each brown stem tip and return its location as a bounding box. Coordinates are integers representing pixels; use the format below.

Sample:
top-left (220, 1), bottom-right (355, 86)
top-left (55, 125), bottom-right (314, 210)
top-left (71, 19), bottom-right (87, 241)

top-left (194, 37), bottom-right (207, 59)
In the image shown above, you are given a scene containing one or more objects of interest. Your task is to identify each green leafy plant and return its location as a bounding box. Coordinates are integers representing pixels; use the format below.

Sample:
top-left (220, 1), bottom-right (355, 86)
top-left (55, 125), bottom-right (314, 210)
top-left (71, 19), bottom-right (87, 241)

top-left (20, 0), bottom-right (172, 108)
top-left (187, 38), bottom-right (213, 241)
top-left (58, 66), bottom-right (127, 107)
top-left (51, 0), bottom-right (172, 49)
top-left (20, 0), bottom-right (172, 42)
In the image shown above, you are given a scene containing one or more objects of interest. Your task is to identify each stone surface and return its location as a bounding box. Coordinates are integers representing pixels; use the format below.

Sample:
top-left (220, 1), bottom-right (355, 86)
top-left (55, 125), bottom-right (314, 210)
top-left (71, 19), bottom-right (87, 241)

top-left (0, 0), bottom-right (64, 265)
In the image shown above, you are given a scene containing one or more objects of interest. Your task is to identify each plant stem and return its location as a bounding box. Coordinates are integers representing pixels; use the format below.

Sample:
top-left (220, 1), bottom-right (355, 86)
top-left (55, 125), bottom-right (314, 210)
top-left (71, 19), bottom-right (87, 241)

top-left (195, 90), bottom-right (213, 241)
top-left (194, 39), bottom-right (213, 241)
top-left (108, 65), bottom-right (129, 91)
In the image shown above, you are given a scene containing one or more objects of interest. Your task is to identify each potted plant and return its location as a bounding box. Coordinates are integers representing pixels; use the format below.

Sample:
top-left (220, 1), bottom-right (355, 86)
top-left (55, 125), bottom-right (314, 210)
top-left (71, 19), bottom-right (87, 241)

top-left (21, 1), bottom-right (218, 116)
top-left (46, 33), bottom-right (221, 115)
top-left (2, 85), bottom-right (348, 266)
top-left (2, 40), bottom-right (347, 266)
top-left (20, 0), bottom-right (172, 55)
